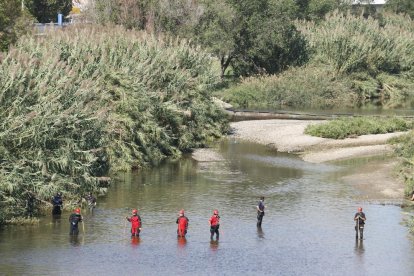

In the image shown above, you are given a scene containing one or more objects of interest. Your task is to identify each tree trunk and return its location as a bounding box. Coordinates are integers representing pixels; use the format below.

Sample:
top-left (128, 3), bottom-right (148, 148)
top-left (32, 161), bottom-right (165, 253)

top-left (220, 55), bottom-right (233, 79)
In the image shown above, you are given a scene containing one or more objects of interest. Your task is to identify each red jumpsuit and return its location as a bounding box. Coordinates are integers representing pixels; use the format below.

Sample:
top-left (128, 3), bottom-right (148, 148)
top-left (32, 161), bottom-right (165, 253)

top-left (127, 215), bottom-right (142, 237)
top-left (176, 216), bottom-right (189, 237)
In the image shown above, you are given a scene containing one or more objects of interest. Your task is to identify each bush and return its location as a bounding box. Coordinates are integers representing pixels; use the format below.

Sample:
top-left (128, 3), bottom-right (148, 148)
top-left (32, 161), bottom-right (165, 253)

top-left (305, 117), bottom-right (413, 139)
top-left (220, 63), bottom-right (357, 109)
top-left (390, 131), bottom-right (414, 196)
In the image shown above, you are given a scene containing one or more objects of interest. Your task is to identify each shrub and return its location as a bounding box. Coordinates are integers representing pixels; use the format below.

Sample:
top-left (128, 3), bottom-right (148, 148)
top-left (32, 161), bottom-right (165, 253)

top-left (220, 63), bottom-right (357, 109)
top-left (305, 117), bottom-right (413, 139)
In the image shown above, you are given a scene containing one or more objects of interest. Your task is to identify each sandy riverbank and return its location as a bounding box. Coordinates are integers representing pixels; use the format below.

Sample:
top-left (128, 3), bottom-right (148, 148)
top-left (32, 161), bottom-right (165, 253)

top-left (229, 119), bottom-right (406, 162)
top-left (192, 119), bottom-right (407, 203)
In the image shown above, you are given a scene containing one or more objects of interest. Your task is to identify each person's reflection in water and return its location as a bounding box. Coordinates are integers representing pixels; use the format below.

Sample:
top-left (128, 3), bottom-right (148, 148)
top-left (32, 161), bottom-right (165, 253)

top-left (257, 226), bottom-right (265, 239)
top-left (52, 214), bottom-right (61, 225)
top-left (209, 240), bottom-right (219, 252)
top-left (354, 239), bottom-right (365, 257)
top-left (177, 237), bottom-right (187, 248)
top-left (131, 236), bottom-right (141, 247)
top-left (69, 235), bottom-right (81, 247)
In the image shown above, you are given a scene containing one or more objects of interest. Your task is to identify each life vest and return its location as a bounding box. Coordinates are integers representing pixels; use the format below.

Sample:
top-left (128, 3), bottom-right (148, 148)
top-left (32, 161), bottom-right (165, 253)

top-left (209, 215), bottom-right (220, 227)
top-left (177, 216), bottom-right (188, 230)
top-left (129, 215), bottom-right (141, 228)
top-left (69, 214), bottom-right (82, 226)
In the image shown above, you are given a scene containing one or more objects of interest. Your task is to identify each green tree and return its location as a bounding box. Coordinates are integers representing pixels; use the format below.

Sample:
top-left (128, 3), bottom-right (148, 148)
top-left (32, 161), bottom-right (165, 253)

top-left (195, 0), bottom-right (308, 77)
top-left (26, 0), bottom-right (72, 23)
top-left (0, 0), bottom-right (21, 50)
top-left (385, 0), bottom-right (414, 18)
top-left (0, 0), bottom-right (34, 51)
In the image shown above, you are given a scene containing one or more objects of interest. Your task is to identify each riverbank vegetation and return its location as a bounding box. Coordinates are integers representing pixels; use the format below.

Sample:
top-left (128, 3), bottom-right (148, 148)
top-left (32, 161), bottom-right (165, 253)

top-left (306, 116), bottom-right (414, 202)
top-left (2, 0), bottom-right (414, 226)
top-left (305, 117), bottom-right (413, 139)
top-left (220, 12), bottom-right (414, 109)
top-left (390, 133), bottom-right (414, 197)
top-left (0, 26), bottom-right (228, 224)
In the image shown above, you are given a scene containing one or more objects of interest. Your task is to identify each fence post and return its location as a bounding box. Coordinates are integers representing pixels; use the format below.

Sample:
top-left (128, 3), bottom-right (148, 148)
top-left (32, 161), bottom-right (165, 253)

top-left (58, 14), bottom-right (63, 26)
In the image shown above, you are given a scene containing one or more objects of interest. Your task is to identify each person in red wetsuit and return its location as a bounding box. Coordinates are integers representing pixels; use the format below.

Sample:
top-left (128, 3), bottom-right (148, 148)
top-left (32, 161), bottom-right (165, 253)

top-left (209, 209), bottom-right (220, 240)
top-left (176, 209), bottom-right (189, 237)
top-left (126, 209), bottom-right (142, 237)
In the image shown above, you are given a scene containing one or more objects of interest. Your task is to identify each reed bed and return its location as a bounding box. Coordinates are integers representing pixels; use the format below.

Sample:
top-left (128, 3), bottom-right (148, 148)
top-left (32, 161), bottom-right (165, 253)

top-left (0, 25), bottom-right (228, 223)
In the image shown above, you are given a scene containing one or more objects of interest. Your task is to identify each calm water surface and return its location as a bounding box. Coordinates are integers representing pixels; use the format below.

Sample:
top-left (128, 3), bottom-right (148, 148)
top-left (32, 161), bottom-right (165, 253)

top-left (1, 140), bottom-right (413, 275)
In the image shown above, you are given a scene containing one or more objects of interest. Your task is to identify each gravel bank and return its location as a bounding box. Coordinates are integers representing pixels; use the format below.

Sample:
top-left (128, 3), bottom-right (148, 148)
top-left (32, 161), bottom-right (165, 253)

top-left (192, 119), bottom-right (407, 203)
top-left (229, 119), bottom-right (406, 163)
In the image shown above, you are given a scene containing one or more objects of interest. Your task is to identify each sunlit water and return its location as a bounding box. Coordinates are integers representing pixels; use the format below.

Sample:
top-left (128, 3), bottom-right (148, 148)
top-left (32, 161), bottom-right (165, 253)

top-left (1, 140), bottom-right (413, 275)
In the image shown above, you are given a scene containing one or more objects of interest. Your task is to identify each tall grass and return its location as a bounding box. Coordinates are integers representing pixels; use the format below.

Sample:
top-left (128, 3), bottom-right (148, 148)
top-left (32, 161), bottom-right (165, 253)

top-left (305, 117), bottom-right (413, 139)
top-left (220, 64), bottom-right (357, 109)
top-left (390, 132), bottom-right (414, 196)
top-left (0, 25), bottom-right (229, 223)
top-left (219, 12), bottom-right (414, 109)
top-left (299, 11), bottom-right (414, 101)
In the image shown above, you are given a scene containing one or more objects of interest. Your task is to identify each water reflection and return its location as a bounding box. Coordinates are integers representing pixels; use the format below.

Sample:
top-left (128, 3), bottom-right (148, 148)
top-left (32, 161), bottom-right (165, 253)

top-left (354, 239), bottom-right (364, 254)
top-left (256, 227), bottom-right (265, 239)
top-left (177, 237), bottom-right (187, 248)
top-left (209, 240), bottom-right (219, 252)
top-left (69, 235), bottom-right (81, 247)
top-left (131, 236), bottom-right (141, 247)
top-left (1, 141), bottom-right (414, 275)
top-left (354, 239), bottom-right (365, 267)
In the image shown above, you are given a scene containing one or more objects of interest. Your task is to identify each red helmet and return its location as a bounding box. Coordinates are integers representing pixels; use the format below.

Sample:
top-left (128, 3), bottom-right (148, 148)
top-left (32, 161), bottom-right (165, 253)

top-left (358, 207), bottom-right (362, 212)
top-left (213, 209), bottom-right (219, 215)
top-left (179, 209), bottom-right (185, 215)
top-left (132, 209), bottom-right (138, 214)
top-left (75, 208), bottom-right (81, 214)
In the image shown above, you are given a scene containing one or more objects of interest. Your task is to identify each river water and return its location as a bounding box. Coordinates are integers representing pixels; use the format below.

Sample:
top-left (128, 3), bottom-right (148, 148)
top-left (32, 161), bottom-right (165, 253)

top-left (1, 140), bottom-right (413, 276)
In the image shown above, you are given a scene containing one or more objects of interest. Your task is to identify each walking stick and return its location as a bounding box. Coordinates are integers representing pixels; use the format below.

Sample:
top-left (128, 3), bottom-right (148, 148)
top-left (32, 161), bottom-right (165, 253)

top-left (357, 216), bottom-right (360, 240)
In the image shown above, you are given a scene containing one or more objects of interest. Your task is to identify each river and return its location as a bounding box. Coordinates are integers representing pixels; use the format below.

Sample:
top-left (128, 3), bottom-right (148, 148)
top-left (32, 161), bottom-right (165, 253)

top-left (0, 140), bottom-right (413, 275)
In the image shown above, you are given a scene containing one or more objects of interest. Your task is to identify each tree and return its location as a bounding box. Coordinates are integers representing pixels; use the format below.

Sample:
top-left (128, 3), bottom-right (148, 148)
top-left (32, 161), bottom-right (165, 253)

top-left (385, 0), bottom-right (414, 19)
top-left (26, 0), bottom-right (72, 23)
top-left (194, 0), bottom-right (308, 77)
top-left (0, 0), bottom-right (34, 51)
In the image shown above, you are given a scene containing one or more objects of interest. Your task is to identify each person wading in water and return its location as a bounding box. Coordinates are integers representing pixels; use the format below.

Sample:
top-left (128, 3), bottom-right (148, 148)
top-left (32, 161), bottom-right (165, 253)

top-left (126, 209), bottom-right (142, 237)
top-left (354, 207), bottom-right (366, 240)
top-left (84, 192), bottom-right (97, 211)
top-left (209, 210), bottom-right (220, 241)
top-left (257, 196), bottom-right (265, 227)
top-left (176, 209), bottom-right (189, 238)
top-left (69, 208), bottom-right (83, 235)
top-left (51, 192), bottom-right (63, 215)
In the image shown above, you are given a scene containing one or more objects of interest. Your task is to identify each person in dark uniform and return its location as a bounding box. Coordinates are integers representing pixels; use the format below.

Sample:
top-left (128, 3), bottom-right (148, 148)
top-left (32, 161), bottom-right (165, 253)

top-left (51, 192), bottom-right (63, 215)
top-left (69, 208), bottom-right (83, 235)
top-left (85, 192), bottom-right (97, 211)
top-left (354, 207), bottom-right (366, 240)
top-left (257, 196), bottom-right (265, 227)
